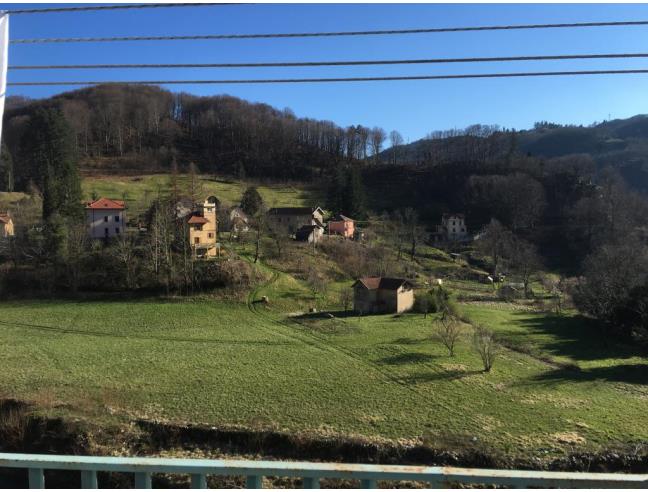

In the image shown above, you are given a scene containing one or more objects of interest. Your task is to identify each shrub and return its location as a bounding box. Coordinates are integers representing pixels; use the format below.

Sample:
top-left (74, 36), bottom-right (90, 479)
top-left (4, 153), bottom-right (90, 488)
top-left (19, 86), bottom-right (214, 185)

top-left (472, 325), bottom-right (500, 372)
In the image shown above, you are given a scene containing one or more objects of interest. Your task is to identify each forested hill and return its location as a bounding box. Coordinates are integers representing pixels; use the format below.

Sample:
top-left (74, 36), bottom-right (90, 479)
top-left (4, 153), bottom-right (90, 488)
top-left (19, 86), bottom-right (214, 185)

top-left (2, 84), bottom-right (380, 187)
top-left (383, 117), bottom-right (648, 194)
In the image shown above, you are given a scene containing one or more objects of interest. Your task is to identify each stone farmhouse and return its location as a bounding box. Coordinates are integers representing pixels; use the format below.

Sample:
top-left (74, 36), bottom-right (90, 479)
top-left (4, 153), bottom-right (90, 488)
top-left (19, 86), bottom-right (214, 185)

top-left (85, 198), bottom-right (126, 239)
top-left (352, 277), bottom-right (415, 315)
top-left (0, 212), bottom-right (14, 238)
top-left (268, 207), bottom-right (324, 235)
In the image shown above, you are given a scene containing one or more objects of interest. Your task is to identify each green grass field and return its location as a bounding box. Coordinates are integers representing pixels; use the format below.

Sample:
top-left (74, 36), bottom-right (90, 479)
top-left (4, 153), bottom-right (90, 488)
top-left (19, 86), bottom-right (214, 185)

top-left (1, 272), bottom-right (646, 457)
top-left (82, 174), bottom-right (321, 218)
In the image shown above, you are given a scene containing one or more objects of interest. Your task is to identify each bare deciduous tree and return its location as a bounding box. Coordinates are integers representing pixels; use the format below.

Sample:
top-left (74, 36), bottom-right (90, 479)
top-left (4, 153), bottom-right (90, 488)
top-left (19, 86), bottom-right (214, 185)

top-left (435, 308), bottom-right (462, 357)
top-left (112, 233), bottom-right (138, 290)
top-left (472, 325), bottom-right (499, 372)
top-left (389, 130), bottom-right (404, 165)
top-left (370, 127), bottom-right (386, 164)
top-left (339, 287), bottom-right (354, 312)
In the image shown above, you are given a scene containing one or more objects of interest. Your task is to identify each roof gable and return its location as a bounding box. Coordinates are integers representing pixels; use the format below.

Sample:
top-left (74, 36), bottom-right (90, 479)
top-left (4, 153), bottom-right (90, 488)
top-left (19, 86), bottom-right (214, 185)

top-left (353, 277), bottom-right (412, 291)
top-left (269, 206), bottom-right (322, 216)
top-left (86, 197), bottom-right (126, 210)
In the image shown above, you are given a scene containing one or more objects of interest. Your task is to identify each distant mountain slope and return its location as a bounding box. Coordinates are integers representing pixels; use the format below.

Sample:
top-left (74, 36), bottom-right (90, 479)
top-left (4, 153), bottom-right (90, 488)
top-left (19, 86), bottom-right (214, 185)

top-left (381, 115), bottom-right (648, 193)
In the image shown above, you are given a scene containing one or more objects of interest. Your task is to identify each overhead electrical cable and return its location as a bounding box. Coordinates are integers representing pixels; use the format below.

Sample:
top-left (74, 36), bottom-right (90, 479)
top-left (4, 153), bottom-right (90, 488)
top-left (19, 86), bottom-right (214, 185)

top-left (10, 52), bottom-right (648, 70)
top-left (6, 3), bottom-right (228, 15)
top-left (10, 20), bottom-right (648, 44)
top-left (9, 68), bottom-right (648, 86)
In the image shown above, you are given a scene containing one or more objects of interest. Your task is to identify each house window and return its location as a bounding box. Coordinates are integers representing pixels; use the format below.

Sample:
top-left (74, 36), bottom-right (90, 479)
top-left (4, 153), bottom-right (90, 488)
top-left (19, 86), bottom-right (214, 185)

top-left (115, 215), bottom-right (120, 222)
top-left (208, 232), bottom-right (214, 238)
top-left (104, 216), bottom-right (109, 222)
top-left (104, 227), bottom-right (109, 236)
top-left (194, 237), bottom-right (200, 244)
top-left (115, 227), bottom-right (120, 234)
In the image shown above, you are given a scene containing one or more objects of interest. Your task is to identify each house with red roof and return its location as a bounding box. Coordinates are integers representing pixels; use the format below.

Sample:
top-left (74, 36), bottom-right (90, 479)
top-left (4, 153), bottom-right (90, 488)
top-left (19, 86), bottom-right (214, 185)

top-left (327, 214), bottom-right (355, 239)
top-left (186, 197), bottom-right (219, 258)
top-left (85, 197), bottom-right (126, 239)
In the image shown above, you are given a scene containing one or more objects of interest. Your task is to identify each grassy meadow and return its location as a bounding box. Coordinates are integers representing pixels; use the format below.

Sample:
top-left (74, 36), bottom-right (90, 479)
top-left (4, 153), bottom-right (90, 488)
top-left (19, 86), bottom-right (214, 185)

top-left (0, 274), bottom-right (646, 457)
top-left (82, 174), bottom-right (321, 217)
top-left (1, 174), bottom-right (647, 460)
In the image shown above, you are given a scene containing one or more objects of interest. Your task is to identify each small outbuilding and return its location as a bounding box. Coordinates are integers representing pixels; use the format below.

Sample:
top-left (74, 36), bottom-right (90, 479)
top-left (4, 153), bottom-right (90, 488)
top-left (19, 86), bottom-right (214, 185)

top-left (352, 277), bottom-right (415, 315)
top-left (0, 212), bottom-right (14, 238)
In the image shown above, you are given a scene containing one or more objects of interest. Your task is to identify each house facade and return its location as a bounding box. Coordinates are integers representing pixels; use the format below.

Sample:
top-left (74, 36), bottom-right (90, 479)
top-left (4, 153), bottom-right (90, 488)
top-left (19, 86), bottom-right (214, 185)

top-left (229, 207), bottom-right (250, 235)
top-left (0, 212), bottom-right (14, 238)
top-left (85, 198), bottom-right (126, 239)
top-left (187, 198), bottom-right (219, 258)
top-left (268, 207), bottom-right (324, 235)
top-left (328, 214), bottom-right (355, 239)
top-left (352, 277), bottom-right (415, 314)
top-left (432, 213), bottom-right (469, 243)
top-left (295, 224), bottom-right (324, 243)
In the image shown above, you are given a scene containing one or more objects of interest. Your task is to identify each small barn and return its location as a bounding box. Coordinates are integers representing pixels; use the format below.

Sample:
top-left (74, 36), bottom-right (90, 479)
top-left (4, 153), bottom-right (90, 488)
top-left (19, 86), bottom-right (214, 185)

top-left (352, 277), bottom-right (415, 314)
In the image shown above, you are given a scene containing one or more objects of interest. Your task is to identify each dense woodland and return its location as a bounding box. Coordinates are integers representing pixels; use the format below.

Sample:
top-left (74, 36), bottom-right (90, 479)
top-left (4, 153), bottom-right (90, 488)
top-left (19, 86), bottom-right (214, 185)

top-left (1, 84), bottom-right (648, 344)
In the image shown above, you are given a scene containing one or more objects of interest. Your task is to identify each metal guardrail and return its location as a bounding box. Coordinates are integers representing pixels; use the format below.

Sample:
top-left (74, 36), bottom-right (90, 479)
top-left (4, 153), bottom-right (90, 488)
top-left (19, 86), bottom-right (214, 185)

top-left (0, 453), bottom-right (646, 489)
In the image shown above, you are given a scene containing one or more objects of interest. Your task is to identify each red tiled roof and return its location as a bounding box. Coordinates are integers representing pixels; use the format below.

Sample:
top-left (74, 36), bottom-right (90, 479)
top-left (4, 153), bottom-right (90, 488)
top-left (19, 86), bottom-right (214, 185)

top-left (187, 215), bottom-right (209, 225)
top-left (0, 214), bottom-right (10, 224)
top-left (85, 198), bottom-right (126, 210)
top-left (353, 277), bottom-right (412, 291)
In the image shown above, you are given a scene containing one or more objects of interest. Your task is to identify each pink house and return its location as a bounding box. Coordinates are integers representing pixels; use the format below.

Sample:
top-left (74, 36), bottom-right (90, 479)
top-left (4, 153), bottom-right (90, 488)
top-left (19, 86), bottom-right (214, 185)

top-left (328, 214), bottom-right (355, 239)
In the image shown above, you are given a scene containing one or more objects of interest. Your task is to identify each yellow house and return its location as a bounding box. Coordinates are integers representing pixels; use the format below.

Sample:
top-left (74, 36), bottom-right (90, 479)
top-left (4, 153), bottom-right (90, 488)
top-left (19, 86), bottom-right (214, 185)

top-left (187, 199), bottom-right (218, 258)
top-left (0, 212), bottom-right (14, 238)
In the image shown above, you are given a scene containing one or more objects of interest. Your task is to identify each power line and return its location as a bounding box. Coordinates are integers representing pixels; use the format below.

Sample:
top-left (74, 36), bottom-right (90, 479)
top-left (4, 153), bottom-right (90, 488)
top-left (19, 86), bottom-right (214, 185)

top-left (9, 68), bottom-right (648, 85)
top-left (5, 3), bottom-right (227, 15)
top-left (9, 52), bottom-right (648, 70)
top-left (10, 20), bottom-right (648, 44)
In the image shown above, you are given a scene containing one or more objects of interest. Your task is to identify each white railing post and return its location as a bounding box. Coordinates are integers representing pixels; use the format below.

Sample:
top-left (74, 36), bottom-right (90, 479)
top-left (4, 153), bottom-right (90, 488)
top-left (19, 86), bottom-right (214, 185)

top-left (190, 473), bottom-right (207, 488)
top-left (302, 476), bottom-right (320, 488)
top-left (80, 470), bottom-right (98, 488)
top-left (28, 468), bottom-right (45, 488)
top-left (245, 475), bottom-right (263, 488)
top-left (134, 471), bottom-right (152, 488)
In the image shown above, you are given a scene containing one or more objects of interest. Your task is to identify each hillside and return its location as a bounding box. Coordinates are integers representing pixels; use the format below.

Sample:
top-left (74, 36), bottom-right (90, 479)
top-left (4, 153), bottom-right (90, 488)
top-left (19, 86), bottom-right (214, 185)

top-left (381, 116), bottom-right (648, 194)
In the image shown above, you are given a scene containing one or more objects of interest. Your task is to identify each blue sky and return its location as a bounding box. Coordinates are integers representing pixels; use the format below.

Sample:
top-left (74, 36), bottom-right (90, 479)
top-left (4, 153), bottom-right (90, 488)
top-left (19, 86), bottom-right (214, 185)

top-left (3, 3), bottom-right (648, 142)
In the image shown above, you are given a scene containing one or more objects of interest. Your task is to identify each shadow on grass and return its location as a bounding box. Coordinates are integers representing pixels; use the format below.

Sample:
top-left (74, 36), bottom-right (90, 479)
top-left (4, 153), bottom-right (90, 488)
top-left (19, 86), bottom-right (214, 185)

top-left (392, 336), bottom-right (428, 345)
top-left (505, 312), bottom-right (645, 362)
top-left (293, 310), bottom-right (357, 320)
top-left (405, 369), bottom-right (483, 384)
top-left (0, 320), bottom-right (295, 346)
top-left (378, 352), bottom-right (437, 365)
top-left (531, 364), bottom-right (648, 386)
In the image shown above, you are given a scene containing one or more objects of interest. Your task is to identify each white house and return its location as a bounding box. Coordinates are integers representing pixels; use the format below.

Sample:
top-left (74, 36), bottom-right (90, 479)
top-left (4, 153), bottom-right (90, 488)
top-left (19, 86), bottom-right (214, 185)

top-left (440, 213), bottom-right (468, 241)
top-left (85, 197), bottom-right (126, 239)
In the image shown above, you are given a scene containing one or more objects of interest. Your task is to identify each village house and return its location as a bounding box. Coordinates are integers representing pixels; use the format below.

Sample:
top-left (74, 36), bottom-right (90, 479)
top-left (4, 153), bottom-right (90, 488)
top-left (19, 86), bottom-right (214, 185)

top-left (268, 206), bottom-right (324, 235)
top-left (432, 213), bottom-right (469, 243)
top-left (0, 212), bottom-right (14, 238)
top-left (327, 214), bottom-right (355, 239)
top-left (295, 224), bottom-right (324, 244)
top-left (85, 198), bottom-right (126, 239)
top-left (352, 277), bottom-right (415, 315)
top-left (229, 207), bottom-right (250, 235)
top-left (186, 198), bottom-right (219, 258)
